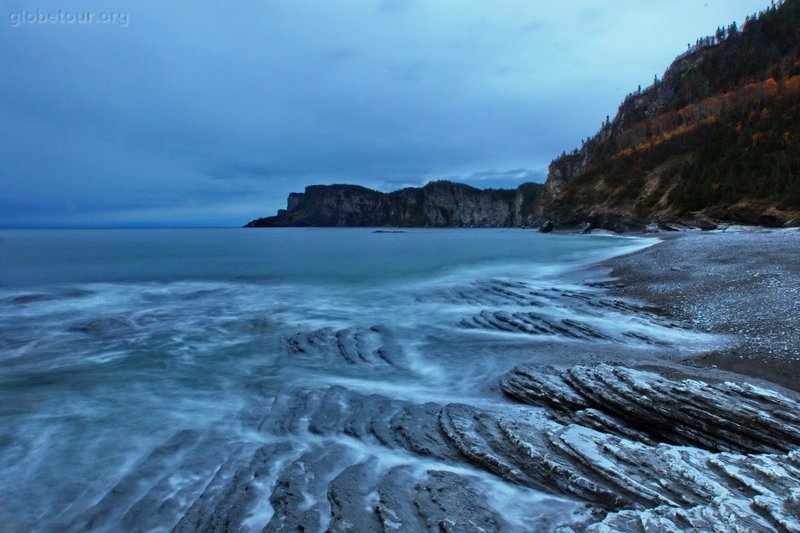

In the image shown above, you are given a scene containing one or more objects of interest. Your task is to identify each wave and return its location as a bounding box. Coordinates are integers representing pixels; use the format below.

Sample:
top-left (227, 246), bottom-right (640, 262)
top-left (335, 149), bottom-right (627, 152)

top-left (0, 231), bottom-right (723, 531)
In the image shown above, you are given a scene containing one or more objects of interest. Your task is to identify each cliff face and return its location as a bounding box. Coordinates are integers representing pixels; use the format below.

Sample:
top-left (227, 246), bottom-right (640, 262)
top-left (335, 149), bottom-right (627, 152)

top-left (542, 0), bottom-right (800, 229)
top-left (248, 2), bottom-right (800, 231)
top-left (245, 181), bottom-right (544, 228)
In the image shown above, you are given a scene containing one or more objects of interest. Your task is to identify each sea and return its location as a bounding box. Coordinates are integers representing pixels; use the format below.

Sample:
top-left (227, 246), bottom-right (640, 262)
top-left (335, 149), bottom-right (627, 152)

top-left (0, 228), bottom-right (709, 531)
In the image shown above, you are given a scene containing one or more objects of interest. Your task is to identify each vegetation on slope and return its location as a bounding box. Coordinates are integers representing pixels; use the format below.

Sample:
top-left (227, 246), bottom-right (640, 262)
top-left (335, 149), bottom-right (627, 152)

top-left (549, 0), bottom-right (800, 224)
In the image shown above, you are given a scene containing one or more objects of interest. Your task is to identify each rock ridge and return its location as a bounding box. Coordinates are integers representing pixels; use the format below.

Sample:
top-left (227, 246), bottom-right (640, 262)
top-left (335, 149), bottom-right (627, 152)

top-left (245, 181), bottom-right (544, 228)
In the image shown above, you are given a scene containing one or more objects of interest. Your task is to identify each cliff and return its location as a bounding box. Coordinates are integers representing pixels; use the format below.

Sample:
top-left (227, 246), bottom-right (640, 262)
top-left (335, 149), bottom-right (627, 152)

top-left (542, 0), bottom-right (800, 230)
top-left (245, 181), bottom-right (544, 228)
top-left (247, 1), bottom-right (800, 231)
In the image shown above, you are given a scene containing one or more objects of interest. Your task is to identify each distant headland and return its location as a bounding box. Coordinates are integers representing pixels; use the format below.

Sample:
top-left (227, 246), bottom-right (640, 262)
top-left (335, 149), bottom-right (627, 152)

top-left (247, 0), bottom-right (800, 232)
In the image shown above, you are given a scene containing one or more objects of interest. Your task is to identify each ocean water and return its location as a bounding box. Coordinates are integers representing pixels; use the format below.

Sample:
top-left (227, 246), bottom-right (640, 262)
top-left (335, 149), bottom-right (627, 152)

top-left (0, 228), bottom-right (707, 531)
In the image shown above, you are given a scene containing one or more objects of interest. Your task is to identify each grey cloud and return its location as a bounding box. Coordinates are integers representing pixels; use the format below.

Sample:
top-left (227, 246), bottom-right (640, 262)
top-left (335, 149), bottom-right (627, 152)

top-left (0, 0), bottom-right (773, 226)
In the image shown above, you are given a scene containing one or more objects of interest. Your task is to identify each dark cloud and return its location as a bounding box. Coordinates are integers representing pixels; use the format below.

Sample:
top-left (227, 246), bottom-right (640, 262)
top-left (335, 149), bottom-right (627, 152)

top-left (0, 0), bottom-right (772, 226)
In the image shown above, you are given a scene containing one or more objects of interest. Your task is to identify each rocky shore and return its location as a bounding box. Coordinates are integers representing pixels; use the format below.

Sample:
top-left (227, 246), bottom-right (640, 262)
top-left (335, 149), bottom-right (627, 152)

top-left (48, 230), bottom-right (800, 531)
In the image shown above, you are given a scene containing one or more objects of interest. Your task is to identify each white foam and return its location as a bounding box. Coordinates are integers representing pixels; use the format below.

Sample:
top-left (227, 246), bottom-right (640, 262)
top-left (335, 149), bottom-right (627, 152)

top-left (0, 231), bottom-right (706, 529)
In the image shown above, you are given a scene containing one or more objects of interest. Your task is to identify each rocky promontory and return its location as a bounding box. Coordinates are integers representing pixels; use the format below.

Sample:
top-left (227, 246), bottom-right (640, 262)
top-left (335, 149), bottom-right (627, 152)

top-left (247, 1), bottom-right (800, 232)
top-left (245, 181), bottom-right (544, 228)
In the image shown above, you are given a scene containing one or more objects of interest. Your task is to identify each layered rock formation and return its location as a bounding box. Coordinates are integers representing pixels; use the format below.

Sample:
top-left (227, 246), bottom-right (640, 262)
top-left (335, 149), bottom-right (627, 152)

top-left (501, 364), bottom-right (800, 531)
top-left (48, 263), bottom-right (800, 531)
top-left (54, 267), bottom-right (799, 531)
top-left (63, 361), bottom-right (800, 532)
top-left (245, 181), bottom-right (544, 228)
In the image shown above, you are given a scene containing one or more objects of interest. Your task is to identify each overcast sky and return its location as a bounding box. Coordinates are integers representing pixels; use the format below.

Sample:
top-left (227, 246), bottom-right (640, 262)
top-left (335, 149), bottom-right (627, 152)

top-left (1, 0), bottom-right (771, 227)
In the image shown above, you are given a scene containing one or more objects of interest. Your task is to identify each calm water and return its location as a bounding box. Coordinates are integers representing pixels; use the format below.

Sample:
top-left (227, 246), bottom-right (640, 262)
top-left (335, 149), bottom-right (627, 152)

top-left (0, 228), bottom-right (653, 287)
top-left (0, 228), bottom-right (697, 531)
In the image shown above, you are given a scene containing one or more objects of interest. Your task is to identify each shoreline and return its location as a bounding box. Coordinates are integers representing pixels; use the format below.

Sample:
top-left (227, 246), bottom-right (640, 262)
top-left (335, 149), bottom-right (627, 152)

top-left (593, 228), bottom-right (800, 391)
top-left (2, 227), bottom-right (800, 530)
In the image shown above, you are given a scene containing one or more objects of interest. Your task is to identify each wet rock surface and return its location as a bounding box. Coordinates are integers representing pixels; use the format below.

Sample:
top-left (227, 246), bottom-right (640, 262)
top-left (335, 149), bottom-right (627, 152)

top-left (51, 360), bottom-right (800, 532)
top-left (430, 279), bottom-right (690, 347)
top-left (7, 232), bottom-right (800, 532)
top-left (503, 363), bottom-right (800, 454)
top-left (503, 365), bottom-right (800, 528)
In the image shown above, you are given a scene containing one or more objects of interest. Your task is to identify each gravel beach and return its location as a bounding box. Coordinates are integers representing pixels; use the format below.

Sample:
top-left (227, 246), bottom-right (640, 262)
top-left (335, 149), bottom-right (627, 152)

top-left (601, 228), bottom-right (800, 391)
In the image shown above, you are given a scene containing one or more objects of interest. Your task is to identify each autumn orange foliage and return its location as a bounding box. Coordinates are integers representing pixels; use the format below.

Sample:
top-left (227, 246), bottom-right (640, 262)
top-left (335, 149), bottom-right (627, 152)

top-left (611, 74), bottom-right (800, 159)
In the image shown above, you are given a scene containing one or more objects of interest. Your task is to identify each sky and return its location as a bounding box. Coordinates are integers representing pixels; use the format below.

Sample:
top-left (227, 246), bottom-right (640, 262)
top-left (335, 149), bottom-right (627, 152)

top-left (0, 0), bottom-right (773, 227)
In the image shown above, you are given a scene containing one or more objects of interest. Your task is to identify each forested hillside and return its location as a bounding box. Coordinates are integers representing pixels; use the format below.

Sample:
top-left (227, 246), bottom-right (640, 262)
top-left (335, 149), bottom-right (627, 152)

top-left (544, 0), bottom-right (800, 228)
